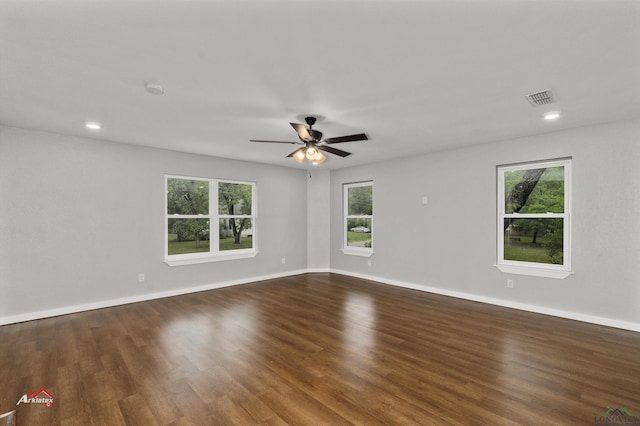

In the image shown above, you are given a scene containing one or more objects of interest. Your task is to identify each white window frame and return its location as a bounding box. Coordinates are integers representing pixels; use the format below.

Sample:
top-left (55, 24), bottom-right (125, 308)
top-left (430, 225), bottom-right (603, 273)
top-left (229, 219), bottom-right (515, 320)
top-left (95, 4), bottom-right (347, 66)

top-left (165, 175), bottom-right (257, 266)
top-left (341, 181), bottom-right (373, 257)
top-left (496, 158), bottom-right (572, 279)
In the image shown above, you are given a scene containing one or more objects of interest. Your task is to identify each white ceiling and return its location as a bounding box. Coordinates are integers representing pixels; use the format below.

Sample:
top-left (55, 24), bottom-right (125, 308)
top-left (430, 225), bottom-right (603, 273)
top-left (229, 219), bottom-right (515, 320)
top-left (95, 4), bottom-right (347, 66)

top-left (1, 0), bottom-right (639, 170)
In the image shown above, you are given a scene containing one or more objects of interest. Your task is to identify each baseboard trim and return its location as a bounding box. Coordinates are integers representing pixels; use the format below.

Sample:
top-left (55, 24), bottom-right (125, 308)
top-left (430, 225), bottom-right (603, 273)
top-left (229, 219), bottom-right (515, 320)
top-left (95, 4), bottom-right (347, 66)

top-left (4, 269), bottom-right (639, 332)
top-left (0, 269), bottom-right (308, 326)
top-left (307, 268), bottom-right (331, 273)
top-left (330, 269), bottom-right (640, 333)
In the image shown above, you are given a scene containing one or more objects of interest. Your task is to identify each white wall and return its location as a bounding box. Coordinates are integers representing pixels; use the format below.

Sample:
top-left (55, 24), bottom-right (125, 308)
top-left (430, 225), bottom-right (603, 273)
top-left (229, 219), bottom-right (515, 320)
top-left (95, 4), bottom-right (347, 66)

top-left (307, 169), bottom-right (331, 271)
top-left (0, 126), bottom-right (308, 322)
top-left (330, 118), bottom-right (640, 327)
top-left (3, 119), bottom-right (639, 329)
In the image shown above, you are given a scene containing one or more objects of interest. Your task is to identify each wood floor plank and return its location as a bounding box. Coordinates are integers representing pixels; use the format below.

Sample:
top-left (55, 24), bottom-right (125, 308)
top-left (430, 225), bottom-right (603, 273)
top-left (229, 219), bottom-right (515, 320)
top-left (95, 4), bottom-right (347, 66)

top-left (118, 393), bottom-right (160, 426)
top-left (1, 273), bottom-right (639, 425)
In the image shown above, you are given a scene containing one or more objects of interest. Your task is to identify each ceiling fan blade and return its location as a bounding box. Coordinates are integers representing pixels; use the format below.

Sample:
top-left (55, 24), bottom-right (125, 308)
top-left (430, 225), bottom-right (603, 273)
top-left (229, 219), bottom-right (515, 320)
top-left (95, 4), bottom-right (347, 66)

top-left (250, 139), bottom-right (300, 144)
top-left (324, 133), bottom-right (368, 144)
top-left (318, 145), bottom-right (351, 157)
top-left (290, 123), bottom-right (312, 141)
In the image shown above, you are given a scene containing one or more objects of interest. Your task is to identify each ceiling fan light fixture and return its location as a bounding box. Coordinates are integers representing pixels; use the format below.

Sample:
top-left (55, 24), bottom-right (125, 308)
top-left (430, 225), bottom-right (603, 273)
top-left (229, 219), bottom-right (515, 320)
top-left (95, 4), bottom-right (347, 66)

top-left (293, 149), bottom-right (306, 163)
top-left (306, 146), bottom-right (318, 160)
top-left (312, 151), bottom-right (326, 165)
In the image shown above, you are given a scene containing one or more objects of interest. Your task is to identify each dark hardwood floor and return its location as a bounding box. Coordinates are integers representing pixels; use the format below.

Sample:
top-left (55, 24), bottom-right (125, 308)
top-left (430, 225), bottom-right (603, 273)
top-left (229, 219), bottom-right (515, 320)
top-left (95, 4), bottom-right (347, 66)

top-left (2, 273), bottom-right (639, 425)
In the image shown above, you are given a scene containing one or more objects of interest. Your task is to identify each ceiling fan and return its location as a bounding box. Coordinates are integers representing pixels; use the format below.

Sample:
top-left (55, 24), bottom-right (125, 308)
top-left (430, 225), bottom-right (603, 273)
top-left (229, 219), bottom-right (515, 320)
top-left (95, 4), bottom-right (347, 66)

top-left (250, 116), bottom-right (368, 164)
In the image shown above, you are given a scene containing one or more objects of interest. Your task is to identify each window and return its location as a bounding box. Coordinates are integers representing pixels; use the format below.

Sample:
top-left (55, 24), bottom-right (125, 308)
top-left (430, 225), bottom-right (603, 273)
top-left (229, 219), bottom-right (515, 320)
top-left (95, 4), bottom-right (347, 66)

top-left (165, 175), bottom-right (256, 266)
top-left (342, 181), bottom-right (373, 257)
top-left (496, 158), bottom-right (572, 278)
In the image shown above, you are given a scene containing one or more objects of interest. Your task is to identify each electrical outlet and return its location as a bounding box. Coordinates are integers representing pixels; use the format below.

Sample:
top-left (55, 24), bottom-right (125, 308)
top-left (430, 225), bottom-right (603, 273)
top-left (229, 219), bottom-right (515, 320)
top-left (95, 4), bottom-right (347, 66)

top-left (281, 258), bottom-right (286, 265)
top-left (422, 196), bottom-right (428, 205)
top-left (367, 259), bottom-right (372, 267)
top-left (507, 279), bottom-right (514, 288)
top-left (138, 273), bottom-right (145, 283)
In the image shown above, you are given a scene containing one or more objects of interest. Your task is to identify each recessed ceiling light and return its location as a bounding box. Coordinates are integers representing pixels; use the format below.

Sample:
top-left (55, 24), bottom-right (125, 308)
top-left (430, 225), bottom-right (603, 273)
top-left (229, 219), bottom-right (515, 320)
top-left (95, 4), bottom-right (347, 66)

top-left (543, 111), bottom-right (561, 120)
top-left (84, 121), bottom-right (102, 130)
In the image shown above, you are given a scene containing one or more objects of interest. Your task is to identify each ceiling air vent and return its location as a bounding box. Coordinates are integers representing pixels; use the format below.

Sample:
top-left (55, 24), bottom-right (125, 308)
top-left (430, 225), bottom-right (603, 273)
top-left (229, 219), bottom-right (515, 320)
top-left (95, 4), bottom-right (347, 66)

top-left (525, 89), bottom-right (555, 106)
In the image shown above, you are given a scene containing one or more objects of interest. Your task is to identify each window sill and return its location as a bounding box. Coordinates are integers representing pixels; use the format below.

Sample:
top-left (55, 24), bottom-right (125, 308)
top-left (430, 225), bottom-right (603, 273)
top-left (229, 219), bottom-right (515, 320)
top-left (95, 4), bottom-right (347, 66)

top-left (495, 264), bottom-right (573, 279)
top-left (341, 248), bottom-right (373, 257)
top-left (165, 251), bottom-right (258, 266)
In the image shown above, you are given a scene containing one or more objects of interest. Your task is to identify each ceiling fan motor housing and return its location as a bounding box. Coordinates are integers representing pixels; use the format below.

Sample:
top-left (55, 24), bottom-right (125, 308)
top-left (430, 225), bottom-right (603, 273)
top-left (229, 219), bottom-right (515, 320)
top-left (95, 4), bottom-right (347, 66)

top-left (308, 129), bottom-right (323, 141)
